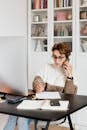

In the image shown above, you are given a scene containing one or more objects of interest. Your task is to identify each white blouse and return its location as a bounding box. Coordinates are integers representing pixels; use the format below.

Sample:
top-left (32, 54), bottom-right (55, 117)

top-left (36, 63), bottom-right (66, 87)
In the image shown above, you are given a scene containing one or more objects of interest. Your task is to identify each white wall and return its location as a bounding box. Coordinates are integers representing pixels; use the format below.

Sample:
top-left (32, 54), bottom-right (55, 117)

top-left (0, 0), bottom-right (27, 36)
top-left (0, 38), bottom-right (27, 88)
top-left (75, 54), bottom-right (87, 129)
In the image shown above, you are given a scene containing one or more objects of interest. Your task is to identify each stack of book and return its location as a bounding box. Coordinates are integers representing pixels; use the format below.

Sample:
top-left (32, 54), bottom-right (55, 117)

top-left (31, 0), bottom-right (48, 9)
top-left (54, 0), bottom-right (72, 8)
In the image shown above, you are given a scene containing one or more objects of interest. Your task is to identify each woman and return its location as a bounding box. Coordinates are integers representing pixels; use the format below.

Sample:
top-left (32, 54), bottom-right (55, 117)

top-left (4, 42), bottom-right (77, 130)
top-left (33, 42), bottom-right (77, 94)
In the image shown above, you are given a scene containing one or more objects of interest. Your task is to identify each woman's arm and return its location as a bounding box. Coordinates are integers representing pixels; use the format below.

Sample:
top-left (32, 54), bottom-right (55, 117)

top-left (63, 79), bottom-right (77, 94)
top-left (32, 76), bottom-right (63, 92)
top-left (46, 83), bottom-right (63, 92)
top-left (33, 76), bottom-right (77, 94)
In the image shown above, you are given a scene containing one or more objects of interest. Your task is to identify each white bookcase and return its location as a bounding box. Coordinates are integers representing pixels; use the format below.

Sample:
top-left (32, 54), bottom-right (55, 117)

top-left (28, 0), bottom-right (87, 129)
top-left (28, 0), bottom-right (52, 88)
top-left (75, 0), bottom-right (87, 54)
top-left (53, 0), bottom-right (74, 66)
top-left (28, 0), bottom-right (77, 87)
top-left (80, 3), bottom-right (87, 53)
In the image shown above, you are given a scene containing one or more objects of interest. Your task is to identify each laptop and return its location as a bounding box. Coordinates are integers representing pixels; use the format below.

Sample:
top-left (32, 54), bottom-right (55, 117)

top-left (0, 81), bottom-right (29, 96)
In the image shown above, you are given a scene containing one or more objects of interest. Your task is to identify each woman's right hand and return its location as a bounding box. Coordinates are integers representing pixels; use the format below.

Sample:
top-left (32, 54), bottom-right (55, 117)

top-left (33, 76), bottom-right (45, 93)
top-left (34, 84), bottom-right (44, 93)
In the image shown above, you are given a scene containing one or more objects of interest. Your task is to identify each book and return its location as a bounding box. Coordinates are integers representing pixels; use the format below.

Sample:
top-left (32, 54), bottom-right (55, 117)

top-left (36, 0), bottom-right (41, 9)
top-left (34, 0), bottom-right (36, 9)
top-left (17, 100), bottom-right (69, 111)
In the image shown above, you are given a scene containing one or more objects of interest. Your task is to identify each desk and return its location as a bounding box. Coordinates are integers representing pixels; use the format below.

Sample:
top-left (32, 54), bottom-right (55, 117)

top-left (0, 93), bottom-right (87, 130)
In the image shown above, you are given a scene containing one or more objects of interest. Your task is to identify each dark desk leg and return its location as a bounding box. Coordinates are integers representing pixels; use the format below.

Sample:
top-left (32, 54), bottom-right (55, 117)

top-left (45, 121), bottom-right (50, 130)
top-left (42, 121), bottom-right (50, 130)
top-left (34, 119), bottom-right (38, 130)
top-left (34, 120), bottom-right (50, 130)
top-left (67, 115), bottom-right (74, 130)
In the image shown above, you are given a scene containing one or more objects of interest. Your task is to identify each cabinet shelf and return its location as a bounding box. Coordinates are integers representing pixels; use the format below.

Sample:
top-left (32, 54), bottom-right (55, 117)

top-left (54, 7), bottom-right (72, 11)
top-left (31, 21), bottom-right (47, 24)
top-left (80, 19), bottom-right (87, 22)
top-left (80, 5), bottom-right (87, 8)
top-left (31, 9), bottom-right (47, 12)
top-left (31, 37), bottom-right (47, 39)
top-left (54, 36), bottom-right (72, 39)
top-left (80, 36), bottom-right (87, 39)
top-left (54, 20), bottom-right (72, 23)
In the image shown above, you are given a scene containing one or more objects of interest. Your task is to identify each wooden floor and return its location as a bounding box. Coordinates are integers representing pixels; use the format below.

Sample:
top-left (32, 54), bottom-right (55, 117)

top-left (15, 124), bottom-right (72, 130)
top-left (30, 124), bottom-right (70, 130)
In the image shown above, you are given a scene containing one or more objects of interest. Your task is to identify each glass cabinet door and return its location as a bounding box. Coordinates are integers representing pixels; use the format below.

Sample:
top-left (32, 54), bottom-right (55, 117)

top-left (79, 0), bottom-right (87, 53)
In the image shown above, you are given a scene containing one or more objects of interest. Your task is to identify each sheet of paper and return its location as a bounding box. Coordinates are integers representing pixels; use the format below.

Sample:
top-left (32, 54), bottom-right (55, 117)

top-left (41, 100), bottom-right (69, 111)
top-left (17, 100), bottom-right (45, 110)
top-left (36, 92), bottom-right (61, 99)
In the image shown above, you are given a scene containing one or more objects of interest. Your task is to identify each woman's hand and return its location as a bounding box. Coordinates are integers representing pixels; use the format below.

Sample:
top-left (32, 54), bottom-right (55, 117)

top-left (63, 60), bottom-right (73, 78)
top-left (34, 84), bottom-right (45, 93)
top-left (33, 76), bottom-right (45, 93)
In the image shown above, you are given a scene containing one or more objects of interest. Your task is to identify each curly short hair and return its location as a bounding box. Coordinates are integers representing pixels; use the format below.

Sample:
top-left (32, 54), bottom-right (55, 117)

top-left (52, 42), bottom-right (71, 60)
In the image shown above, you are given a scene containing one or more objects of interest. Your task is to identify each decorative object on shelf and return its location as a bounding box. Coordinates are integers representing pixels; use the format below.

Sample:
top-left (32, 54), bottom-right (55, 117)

top-left (33, 15), bottom-right (40, 22)
top-left (64, 26), bottom-right (69, 36)
top-left (81, 24), bottom-right (87, 35)
top-left (67, 24), bottom-right (72, 36)
top-left (80, 10), bottom-right (87, 19)
top-left (67, 12), bottom-right (72, 20)
top-left (43, 39), bottom-right (47, 51)
top-left (41, 15), bottom-right (48, 21)
top-left (56, 11), bottom-right (67, 21)
top-left (54, 24), bottom-right (72, 36)
top-left (32, 25), bottom-right (46, 37)
top-left (82, 0), bottom-right (87, 5)
top-left (81, 40), bottom-right (87, 52)
top-left (34, 40), bottom-right (43, 52)
top-left (55, 11), bottom-right (72, 21)
top-left (54, 25), bottom-right (58, 36)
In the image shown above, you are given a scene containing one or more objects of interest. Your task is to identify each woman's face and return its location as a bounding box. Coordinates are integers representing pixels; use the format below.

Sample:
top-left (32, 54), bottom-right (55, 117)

top-left (52, 50), bottom-right (66, 68)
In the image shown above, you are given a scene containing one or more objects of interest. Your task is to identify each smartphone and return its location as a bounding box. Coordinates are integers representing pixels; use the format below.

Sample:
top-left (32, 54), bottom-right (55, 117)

top-left (50, 99), bottom-right (60, 106)
top-left (62, 59), bottom-right (69, 69)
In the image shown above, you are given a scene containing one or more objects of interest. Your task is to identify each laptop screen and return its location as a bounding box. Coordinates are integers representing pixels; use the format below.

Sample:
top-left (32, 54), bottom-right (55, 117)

top-left (0, 81), bottom-right (29, 96)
